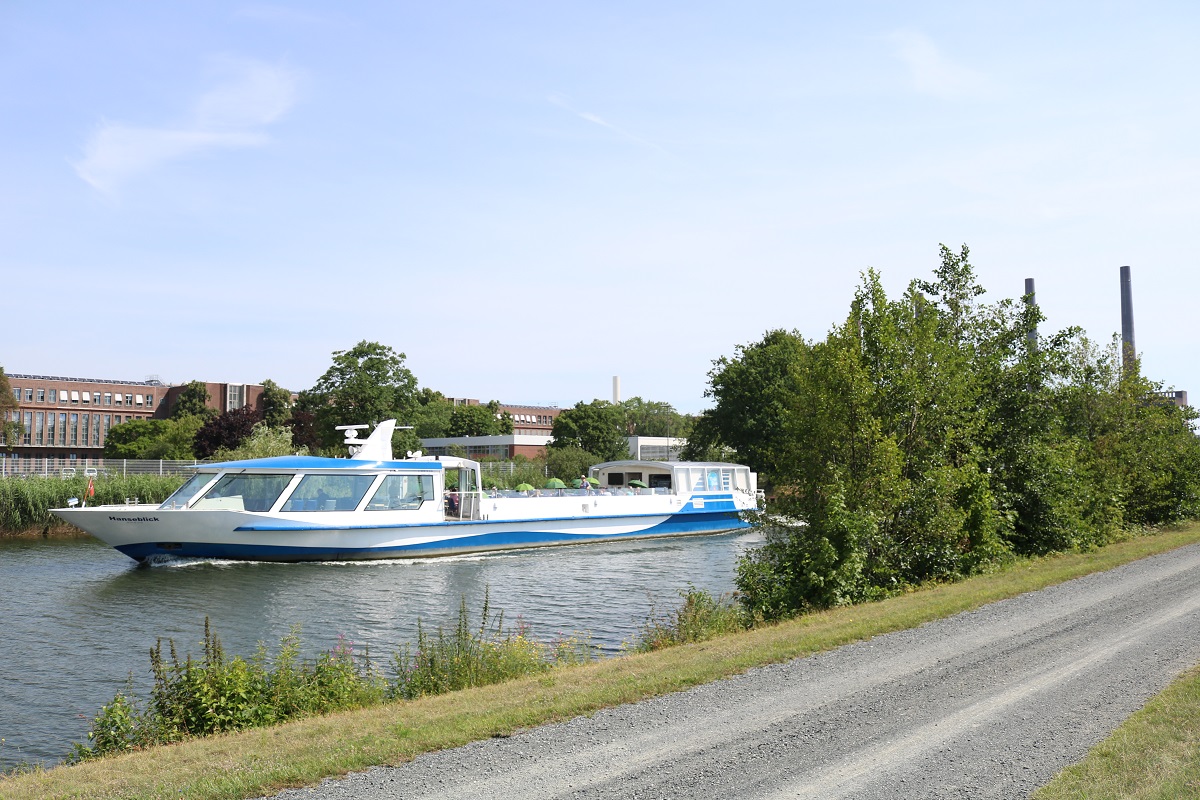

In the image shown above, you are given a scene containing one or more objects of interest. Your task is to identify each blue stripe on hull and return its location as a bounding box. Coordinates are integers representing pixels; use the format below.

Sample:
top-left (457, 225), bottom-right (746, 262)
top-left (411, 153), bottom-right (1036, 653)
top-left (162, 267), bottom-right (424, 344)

top-left (115, 510), bottom-right (749, 563)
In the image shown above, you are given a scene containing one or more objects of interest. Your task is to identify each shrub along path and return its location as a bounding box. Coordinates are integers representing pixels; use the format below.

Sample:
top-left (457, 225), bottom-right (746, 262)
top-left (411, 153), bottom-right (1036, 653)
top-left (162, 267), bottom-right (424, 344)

top-left (5, 526), bottom-right (1200, 800)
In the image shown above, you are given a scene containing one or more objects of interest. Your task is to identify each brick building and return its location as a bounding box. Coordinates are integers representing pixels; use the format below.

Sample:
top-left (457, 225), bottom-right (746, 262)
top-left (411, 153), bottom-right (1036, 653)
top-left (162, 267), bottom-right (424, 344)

top-left (2, 374), bottom-right (264, 462)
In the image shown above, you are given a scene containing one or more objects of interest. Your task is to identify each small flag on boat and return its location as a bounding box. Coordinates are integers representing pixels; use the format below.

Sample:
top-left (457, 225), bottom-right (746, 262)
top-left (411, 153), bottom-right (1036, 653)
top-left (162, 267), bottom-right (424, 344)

top-left (86, 478), bottom-right (95, 498)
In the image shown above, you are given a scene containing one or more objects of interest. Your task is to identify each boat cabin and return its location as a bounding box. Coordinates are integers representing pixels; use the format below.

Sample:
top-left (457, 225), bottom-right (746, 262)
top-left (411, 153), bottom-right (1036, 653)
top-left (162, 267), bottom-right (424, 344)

top-left (589, 460), bottom-right (757, 497)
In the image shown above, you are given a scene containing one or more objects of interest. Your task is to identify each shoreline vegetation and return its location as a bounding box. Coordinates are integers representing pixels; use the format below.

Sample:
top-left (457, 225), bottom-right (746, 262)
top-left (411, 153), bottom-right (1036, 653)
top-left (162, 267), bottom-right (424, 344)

top-left (4, 524), bottom-right (1199, 800)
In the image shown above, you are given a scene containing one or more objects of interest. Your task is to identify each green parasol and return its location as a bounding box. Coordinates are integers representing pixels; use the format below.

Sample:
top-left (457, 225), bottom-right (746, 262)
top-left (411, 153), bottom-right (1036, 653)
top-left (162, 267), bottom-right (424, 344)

top-left (515, 483), bottom-right (535, 491)
top-left (545, 478), bottom-right (567, 489)
top-left (628, 479), bottom-right (648, 488)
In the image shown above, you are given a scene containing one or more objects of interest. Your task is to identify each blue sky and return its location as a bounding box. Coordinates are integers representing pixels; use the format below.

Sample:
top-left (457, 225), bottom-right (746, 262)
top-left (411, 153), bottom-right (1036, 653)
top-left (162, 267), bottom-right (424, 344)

top-left (3, 2), bottom-right (1198, 413)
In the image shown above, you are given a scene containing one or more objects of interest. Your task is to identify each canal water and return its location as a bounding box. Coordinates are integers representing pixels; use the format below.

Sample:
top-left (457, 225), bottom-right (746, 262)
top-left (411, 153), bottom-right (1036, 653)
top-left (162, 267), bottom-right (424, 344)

top-left (0, 530), bottom-right (762, 769)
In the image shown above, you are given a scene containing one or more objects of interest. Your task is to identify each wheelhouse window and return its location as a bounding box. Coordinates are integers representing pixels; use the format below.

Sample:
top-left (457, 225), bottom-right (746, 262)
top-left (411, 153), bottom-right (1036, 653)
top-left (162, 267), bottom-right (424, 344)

top-left (365, 474), bottom-right (434, 510)
top-left (280, 473), bottom-right (377, 512)
top-left (159, 472), bottom-right (218, 509)
top-left (198, 473), bottom-right (292, 512)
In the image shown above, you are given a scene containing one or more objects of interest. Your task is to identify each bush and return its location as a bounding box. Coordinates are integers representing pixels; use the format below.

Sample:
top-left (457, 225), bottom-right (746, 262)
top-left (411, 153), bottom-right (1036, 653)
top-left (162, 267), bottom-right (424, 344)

top-left (70, 596), bottom-right (596, 762)
top-left (633, 586), bottom-right (746, 651)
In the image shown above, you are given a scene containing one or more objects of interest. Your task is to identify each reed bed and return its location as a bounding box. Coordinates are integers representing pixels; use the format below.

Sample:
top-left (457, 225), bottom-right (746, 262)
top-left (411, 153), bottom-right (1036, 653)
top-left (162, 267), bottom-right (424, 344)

top-left (70, 593), bottom-right (595, 763)
top-left (0, 474), bottom-right (185, 534)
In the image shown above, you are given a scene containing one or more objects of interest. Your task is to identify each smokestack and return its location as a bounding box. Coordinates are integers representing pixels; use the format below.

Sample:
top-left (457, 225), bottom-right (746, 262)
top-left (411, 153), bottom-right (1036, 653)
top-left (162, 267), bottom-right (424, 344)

top-left (613, 376), bottom-right (621, 404)
top-left (1024, 278), bottom-right (1037, 349)
top-left (1120, 266), bottom-right (1135, 372)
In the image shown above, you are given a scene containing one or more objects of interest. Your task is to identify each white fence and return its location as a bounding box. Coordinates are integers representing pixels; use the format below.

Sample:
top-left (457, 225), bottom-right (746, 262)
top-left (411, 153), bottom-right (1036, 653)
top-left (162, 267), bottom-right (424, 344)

top-left (0, 456), bottom-right (202, 478)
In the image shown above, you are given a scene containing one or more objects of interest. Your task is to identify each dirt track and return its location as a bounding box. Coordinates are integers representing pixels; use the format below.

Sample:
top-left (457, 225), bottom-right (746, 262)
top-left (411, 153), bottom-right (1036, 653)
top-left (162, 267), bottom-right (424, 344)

top-left (273, 543), bottom-right (1200, 799)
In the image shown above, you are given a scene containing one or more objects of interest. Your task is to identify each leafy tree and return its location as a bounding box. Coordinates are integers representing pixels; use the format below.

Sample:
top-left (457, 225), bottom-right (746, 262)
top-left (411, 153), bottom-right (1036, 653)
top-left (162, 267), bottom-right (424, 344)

top-left (410, 389), bottom-right (455, 438)
top-left (447, 401), bottom-right (514, 437)
top-left (621, 397), bottom-right (691, 438)
top-left (259, 379), bottom-right (293, 428)
top-left (104, 419), bottom-right (170, 458)
top-left (304, 341), bottom-right (419, 449)
top-left (194, 406), bottom-right (262, 459)
top-left (171, 381), bottom-right (217, 421)
top-left (0, 367), bottom-right (21, 452)
top-left (682, 330), bottom-right (809, 472)
top-left (545, 446), bottom-right (601, 482)
top-left (142, 416), bottom-right (206, 460)
top-left (710, 244), bottom-right (1200, 621)
top-left (548, 401), bottom-right (628, 462)
top-left (209, 424), bottom-right (308, 461)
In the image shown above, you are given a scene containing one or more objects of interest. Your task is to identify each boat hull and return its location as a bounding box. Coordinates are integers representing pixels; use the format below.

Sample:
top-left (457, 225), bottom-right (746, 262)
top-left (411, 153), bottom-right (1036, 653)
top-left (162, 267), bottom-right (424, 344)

top-left (52, 503), bottom-right (751, 563)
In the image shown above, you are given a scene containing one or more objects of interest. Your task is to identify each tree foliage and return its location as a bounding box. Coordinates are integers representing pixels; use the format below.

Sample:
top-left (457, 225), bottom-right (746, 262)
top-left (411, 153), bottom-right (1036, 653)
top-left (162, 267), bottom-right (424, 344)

top-left (209, 424), bottom-right (308, 461)
top-left (702, 245), bottom-right (1200, 620)
top-left (259, 379), bottom-right (293, 428)
top-left (447, 401), bottom-right (514, 437)
top-left (301, 341), bottom-right (419, 449)
top-left (171, 381), bottom-right (217, 421)
top-left (0, 367), bottom-right (22, 452)
top-left (194, 406), bottom-right (262, 459)
top-left (548, 401), bottom-right (628, 462)
top-left (103, 417), bottom-right (205, 460)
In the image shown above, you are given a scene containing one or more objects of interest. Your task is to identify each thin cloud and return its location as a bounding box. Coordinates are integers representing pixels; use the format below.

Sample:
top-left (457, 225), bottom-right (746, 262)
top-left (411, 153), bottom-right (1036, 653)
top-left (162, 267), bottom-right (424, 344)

top-left (73, 58), bottom-right (299, 192)
top-left (887, 30), bottom-right (985, 99)
top-left (548, 93), bottom-right (670, 155)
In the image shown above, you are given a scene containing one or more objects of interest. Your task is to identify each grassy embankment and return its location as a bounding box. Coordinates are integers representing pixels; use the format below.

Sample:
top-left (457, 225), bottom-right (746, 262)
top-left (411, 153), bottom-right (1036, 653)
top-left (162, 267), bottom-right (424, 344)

top-left (1034, 662), bottom-right (1200, 799)
top-left (5, 524), bottom-right (1200, 800)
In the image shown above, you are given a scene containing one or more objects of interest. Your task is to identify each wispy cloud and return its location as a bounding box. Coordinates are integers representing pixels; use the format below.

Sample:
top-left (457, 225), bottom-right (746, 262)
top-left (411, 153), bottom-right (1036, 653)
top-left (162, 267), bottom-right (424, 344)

top-left (548, 93), bottom-right (670, 155)
top-left (887, 30), bottom-right (985, 99)
top-left (73, 57), bottom-right (300, 192)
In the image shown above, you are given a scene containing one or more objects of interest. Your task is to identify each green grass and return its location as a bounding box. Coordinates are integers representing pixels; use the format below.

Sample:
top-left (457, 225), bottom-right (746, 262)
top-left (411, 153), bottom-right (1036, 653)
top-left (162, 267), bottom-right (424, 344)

top-left (1033, 663), bottom-right (1200, 800)
top-left (4, 525), bottom-right (1200, 800)
top-left (0, 474), bottom-right (185, 536)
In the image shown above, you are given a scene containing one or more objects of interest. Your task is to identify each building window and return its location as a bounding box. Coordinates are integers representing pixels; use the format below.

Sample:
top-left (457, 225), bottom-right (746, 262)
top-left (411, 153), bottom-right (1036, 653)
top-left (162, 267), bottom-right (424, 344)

top-left (11, 388), bottom-right (18, 402)
top-left (92, 414), bottom-right (101, 446)
top-left (125, 394), bottom-right (133, 406)
top-left (135, 394), bottom-right (144, 406)
top-left (70, 391), bottom-right (80, 404)
top-left (70, 413), bottom-right (79, 445)
top-left (23, 412), bottom-right (32, 445)
top-left (24, 388), bottom-right (33, 402)
top-left (58, 413), bottom-right (67, 445)
top-left (81, 414), bottom-right (90, 447)
top-left (82, 392), bottom-right (90, 404)
top-left (47, 413), bottom-right (56, 444)
top-left (93, 393), bottom-right (101, 405)
top-left (37, 389), bottom-right (45, 403)
top-left (227, 384), bottom-right (246, 411)
top-left (103, 415), bottom-right (111, 443)
top-left (48, 389), bottom-right (56, 404)
top-left (146, 393), bottom-right (154, 406)
top-left (104, 393), bottom-right (111, 406)
top-left (35, 412), bottom-right (44, 445)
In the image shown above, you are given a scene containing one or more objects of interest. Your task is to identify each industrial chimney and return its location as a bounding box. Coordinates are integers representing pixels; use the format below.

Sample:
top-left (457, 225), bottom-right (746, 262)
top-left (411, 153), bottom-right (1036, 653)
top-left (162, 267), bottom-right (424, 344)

top-left (613, 376), bottom-right (621, 404)
top-left (1024, 278), bottom-right (1037, 349)
top-left (1120, 266), bottom-right (1135, 373)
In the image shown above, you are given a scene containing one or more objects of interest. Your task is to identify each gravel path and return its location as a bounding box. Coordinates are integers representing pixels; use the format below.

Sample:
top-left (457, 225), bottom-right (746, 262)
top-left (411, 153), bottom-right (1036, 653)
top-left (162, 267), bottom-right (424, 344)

top-left (271, 543), bottom-right (1200, 799)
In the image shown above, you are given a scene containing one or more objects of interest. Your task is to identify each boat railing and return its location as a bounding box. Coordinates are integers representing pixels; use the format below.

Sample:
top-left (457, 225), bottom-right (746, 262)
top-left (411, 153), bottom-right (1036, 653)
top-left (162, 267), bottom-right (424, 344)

top-left (482, 487), bottom-right (669, 498)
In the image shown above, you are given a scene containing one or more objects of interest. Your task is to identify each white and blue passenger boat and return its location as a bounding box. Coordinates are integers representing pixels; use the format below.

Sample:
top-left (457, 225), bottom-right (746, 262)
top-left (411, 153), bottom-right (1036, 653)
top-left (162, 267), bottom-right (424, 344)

top-left (52, 420), bottom-right (758, 563)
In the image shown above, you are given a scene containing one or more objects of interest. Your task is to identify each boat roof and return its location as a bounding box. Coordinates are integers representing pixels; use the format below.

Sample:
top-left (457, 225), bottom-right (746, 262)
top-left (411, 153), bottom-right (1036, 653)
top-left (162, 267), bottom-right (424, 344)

top-left (198, 455), bottom-right (444, 471)
top-left (592, 460), bottom-right (751, 470)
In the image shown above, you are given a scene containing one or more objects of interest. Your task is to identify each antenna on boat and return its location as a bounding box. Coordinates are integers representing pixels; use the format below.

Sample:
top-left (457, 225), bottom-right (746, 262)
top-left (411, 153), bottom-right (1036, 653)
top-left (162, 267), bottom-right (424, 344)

top-left (340, 420), bottom-right (401, 460)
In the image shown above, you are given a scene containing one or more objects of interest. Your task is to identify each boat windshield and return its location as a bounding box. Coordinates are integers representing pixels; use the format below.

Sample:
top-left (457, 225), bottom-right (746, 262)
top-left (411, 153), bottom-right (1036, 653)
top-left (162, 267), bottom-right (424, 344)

top-left (198, 474), bottom-right (293, 512)
top-left (280, 473), bottom-right (377, 512)
top-left (159, 472), bottom-right (217, 510)
top-left (365, 474), bottom-right (433, 510)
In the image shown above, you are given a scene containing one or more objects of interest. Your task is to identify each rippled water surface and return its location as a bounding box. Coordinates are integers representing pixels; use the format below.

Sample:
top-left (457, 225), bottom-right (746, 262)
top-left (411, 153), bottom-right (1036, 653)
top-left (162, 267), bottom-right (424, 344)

top-left (0, 531), bottom-right (762, 768)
